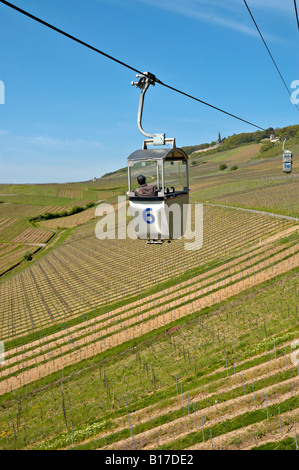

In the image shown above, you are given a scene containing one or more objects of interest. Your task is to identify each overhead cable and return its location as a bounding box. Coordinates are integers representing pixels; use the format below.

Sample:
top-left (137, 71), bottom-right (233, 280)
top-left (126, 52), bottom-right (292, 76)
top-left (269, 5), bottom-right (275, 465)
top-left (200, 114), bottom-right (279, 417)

top-left (294, 0), bottom-right (299, 31)
top-left (243, 0), bottom-right (299, 112)
top-left (0, 0), bottom-right (266, 130)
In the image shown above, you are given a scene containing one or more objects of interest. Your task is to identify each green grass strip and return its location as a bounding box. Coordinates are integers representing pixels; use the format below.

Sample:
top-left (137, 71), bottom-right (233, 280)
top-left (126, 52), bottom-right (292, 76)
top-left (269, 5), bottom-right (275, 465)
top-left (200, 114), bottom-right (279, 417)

top-left (158, 396), bottom-right (299, 450)
top-left (34, 365), bottom-right (298, 450)
top-left (251, 437), bottom-right (298, 450)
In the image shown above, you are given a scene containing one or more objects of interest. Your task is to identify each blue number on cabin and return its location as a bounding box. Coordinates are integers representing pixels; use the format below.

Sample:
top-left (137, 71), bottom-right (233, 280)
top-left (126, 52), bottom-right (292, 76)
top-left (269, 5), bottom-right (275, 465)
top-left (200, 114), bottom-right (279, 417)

top-left (143, 208), bottom-right (155, 224)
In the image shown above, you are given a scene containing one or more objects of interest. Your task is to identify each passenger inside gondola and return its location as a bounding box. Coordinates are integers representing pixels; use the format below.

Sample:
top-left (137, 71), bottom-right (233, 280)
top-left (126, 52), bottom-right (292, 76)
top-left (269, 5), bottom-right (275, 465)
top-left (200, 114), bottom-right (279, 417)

top-left (134, 175), bottom-right (159, 197)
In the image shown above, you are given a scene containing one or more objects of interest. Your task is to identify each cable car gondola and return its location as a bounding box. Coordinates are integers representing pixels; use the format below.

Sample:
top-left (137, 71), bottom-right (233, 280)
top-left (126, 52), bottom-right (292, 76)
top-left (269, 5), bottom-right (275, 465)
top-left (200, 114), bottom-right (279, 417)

top-left (282, 138), bottom-right (293, 174)
top-left (127, 73), bottom-right (189, 244)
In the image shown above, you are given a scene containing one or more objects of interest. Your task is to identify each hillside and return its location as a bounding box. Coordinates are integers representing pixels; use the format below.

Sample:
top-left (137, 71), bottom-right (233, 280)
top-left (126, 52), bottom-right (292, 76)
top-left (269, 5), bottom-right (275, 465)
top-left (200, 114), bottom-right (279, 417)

top-left (0, 124), bottom-right (298, 451)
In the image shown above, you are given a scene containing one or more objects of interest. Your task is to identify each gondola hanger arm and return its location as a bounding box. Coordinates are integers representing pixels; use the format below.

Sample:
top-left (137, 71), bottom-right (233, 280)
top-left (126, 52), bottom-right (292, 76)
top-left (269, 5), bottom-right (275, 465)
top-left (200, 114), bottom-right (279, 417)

top-left (131, 72), bottom-right (166, 145)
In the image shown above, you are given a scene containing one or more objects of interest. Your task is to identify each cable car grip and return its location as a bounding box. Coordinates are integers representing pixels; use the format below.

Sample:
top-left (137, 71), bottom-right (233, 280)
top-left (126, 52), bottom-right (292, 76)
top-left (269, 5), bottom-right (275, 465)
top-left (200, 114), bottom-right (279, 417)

top-left (131, 72), bottom-right (165, 145)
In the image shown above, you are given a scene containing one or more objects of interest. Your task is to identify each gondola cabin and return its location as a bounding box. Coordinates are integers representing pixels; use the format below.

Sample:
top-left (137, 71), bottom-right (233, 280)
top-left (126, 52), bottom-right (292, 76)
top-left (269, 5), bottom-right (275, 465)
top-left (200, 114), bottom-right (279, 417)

top-left (283, 150), bottom-right (292, 174)
top-left (127, 146), bottom-right (189, 242)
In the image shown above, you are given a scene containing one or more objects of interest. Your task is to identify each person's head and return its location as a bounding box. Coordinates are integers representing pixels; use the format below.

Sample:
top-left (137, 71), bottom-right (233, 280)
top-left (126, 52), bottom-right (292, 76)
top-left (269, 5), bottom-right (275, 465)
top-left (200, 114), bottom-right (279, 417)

top-left (137, 175), bottom-right (146, 185)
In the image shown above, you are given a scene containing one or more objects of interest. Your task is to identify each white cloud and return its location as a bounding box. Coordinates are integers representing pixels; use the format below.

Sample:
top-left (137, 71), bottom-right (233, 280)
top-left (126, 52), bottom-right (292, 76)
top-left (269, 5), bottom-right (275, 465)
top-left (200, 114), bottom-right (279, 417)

top-left (30, 136), bottom-right (103, 148)
top-left (140, 0), bottom-right (290, 41)
top-left (247, 0), bottom-right (293, 14)
top-left (141, 0), bottom-right (256, 35)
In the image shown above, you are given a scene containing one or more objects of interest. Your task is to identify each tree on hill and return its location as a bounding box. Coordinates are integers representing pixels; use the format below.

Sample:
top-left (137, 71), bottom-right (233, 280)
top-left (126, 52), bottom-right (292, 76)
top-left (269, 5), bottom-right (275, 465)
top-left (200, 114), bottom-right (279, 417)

top-left (278, 125), bottom-right (299, 140)
top-left (182, 126), bottom-right (287, 158)
top-left (260, 142), bottom-right (274, 153)
top-left (23, 251), bottom-right (33, 261)
top-left (182, 143), bottom-right (210, 155)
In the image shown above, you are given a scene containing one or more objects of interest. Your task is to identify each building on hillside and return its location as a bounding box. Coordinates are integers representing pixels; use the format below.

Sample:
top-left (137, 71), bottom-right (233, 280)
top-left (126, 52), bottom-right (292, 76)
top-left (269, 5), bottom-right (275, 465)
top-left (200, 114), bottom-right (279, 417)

top-left (216, 132), bottom-right (222, 147)
top-left (270, 134), bottom-right (279, 143)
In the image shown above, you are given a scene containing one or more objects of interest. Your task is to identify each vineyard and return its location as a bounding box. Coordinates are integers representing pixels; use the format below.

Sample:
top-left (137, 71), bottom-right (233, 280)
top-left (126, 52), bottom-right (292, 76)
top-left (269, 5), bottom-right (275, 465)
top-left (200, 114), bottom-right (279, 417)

top-left (0, 137), bottom-right (298, 450)
top-left (0, 246), bottom-right (298, 450)
top-left (0, 177), bottom-right (124, 276)
top-left (39, 207), bottom-right (98, 230)
top-left (0, 203), bottom-right (62, 276)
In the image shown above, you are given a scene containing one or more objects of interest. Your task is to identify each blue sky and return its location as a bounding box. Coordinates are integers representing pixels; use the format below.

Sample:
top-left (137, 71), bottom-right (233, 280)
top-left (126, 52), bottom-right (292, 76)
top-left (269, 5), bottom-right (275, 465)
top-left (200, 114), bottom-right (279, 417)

top-left (0, 0), bottom-right (298, 183)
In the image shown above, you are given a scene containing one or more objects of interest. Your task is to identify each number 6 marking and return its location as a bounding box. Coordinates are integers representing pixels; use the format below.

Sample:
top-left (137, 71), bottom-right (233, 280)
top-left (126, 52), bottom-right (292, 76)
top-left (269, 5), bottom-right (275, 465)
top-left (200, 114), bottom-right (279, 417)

top-left (143, 208), bottom-right (155, 224)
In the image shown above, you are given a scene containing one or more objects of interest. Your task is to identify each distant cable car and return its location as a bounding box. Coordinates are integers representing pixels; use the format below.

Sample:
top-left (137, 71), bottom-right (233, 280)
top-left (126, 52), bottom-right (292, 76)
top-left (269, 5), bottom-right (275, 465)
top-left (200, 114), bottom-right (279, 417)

top-left (127, 73), bottom-right (189, 244)
top-left (282, 138), bottom-right (293, 174)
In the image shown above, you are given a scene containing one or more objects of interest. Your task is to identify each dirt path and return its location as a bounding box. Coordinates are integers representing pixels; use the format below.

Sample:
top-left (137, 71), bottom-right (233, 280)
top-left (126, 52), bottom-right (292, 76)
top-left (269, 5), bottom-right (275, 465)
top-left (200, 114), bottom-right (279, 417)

top-left (1, 249), bottom-right (298, 395)
top-left (206, 203), bottom-right (299, 223)
top-left (125, 351), bottom-right (299, 432)
top-left (100, 377), bottom-right (298, 450)
top-left (186, 408), bottom-right (299, 450)
top-left (60, 349), bottom-right (297, 450)
top-left (258, 225), bottom-right (299, 244)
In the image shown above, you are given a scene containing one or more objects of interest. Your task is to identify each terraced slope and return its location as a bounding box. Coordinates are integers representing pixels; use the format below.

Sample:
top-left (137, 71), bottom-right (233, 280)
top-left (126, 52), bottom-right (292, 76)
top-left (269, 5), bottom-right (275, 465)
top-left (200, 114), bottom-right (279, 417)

top-left (0, 261), bottom-right (297, 450)
top-left (0, 205), bottom-right (294, 339)
top-left (0, 204), bottom-right (60, 276)
top-left (0, 206), bottom-right (298, 394)
top-left (0, 180), bottom-right (126, 276)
